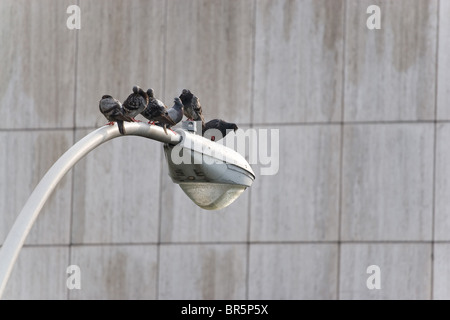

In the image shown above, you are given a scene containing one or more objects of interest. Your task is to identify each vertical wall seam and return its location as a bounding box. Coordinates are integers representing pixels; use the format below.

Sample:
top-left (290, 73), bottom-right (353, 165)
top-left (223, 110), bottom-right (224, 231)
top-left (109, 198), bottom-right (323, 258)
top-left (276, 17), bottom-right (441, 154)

top-left (155, 0), bottom-right (169, 300)
top-left (66, 0), bottom-right (80, 300)
top-left (431, 0), bottom-right (440, 301)
top-left (245, 0), bottom-right (257, 301)
top-left (336, 0), bottom-right (347, 301)
top-left (67, 0), bottom-right (80, 300)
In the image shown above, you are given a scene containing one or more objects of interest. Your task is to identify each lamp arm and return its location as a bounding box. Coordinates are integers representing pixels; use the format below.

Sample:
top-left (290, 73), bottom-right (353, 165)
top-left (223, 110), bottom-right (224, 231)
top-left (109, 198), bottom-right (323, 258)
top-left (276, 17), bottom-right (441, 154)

top-left (0, 122), bottom-right (181, 298)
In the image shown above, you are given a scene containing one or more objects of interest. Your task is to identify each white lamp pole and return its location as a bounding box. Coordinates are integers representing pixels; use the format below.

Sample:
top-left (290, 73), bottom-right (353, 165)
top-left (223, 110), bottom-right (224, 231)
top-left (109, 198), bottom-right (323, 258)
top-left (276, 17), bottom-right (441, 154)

top-left (0, 122), bottom-right (181, 298)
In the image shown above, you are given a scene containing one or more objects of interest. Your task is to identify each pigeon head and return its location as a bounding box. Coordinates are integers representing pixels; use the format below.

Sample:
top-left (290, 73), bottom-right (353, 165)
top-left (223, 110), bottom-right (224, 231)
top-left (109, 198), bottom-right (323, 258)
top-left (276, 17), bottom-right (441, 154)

top-left (147, 88), bottom-right (155, 98)
top-left (174, 97), bottom-right (184, 110)
top-left (132, 85), bottom-right (140, 94)
top-left (179, 89), bottom-right (193, 104)
top-left (223, 121), bottom-right (238, 132)
top-left (135, 87), bottom-right (148, 104)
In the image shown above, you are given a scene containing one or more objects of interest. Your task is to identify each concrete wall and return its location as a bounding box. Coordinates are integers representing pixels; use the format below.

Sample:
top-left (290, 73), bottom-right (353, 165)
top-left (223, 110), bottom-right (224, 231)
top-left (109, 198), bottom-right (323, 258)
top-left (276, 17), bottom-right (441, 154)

top-left (0, 0), bottom-right (447, 299)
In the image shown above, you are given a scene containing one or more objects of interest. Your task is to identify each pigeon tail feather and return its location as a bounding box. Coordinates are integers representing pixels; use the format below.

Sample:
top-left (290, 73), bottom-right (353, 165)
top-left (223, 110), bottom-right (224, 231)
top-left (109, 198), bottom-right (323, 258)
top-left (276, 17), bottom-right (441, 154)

top-left (117, 120), bottom-right (125, 135)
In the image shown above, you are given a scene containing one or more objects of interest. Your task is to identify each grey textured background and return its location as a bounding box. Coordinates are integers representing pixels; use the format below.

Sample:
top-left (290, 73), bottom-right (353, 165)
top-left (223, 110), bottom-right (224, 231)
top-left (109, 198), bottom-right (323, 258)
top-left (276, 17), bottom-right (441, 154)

top-left (0, 0), bottom-right (447, 299)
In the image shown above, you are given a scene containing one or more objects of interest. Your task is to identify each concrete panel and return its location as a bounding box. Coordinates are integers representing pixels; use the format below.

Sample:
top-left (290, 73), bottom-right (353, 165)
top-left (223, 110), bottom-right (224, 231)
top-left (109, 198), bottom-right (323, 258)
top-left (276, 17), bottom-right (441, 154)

top-left (0, 0), bottom-right (76, 129)
top-left (345, 0), bottom-right (437, 121)
top-left (435, 124), bottom-right (450, 240)
top-left (69, 245), bottom-right (157, 299)
top-left (253, 0), bottom-right (344, 124)
top-left (159, 244), bottom-right (246, 299)
top-left (0, 131), bottom-right (72, 245)
top-left (433, 244), bottom-right (450, 299)
top-left (250, 125), bottom-right (341, 241)
top-left (75, 0), bottom-right (166, 127)
top-left (71, 129), bottom-right (162, 244)
top-left (2, 246), bottom-right (69, 300)
top-left (339, 243), bottom-right (432, 299)
top-left (341, 124), bottom-right (434, 241)
top-left (437, 0), bottom-right (450, 119)
top-left (164, 0), bottom-right (253, 124)
top-left (248, 244), bottom-right (338, 299)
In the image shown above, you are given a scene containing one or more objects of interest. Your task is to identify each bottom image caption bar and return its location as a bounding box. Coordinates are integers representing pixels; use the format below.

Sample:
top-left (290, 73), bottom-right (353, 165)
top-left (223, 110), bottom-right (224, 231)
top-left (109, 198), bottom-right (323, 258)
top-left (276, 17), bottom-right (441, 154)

top-left (180, 304), bottom-right (269, 317)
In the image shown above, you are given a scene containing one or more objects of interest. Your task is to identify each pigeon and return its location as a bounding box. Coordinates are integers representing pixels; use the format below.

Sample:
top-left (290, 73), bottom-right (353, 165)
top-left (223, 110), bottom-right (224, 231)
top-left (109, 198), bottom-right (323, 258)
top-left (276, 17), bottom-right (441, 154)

top-left (168, 97), bottom-right (185, 124)
top-left (99, 95), bottom-right (134, 135)
top-left (179, 89), bottom-right (205, 124)
top-left (156, 97), bottom-right (184, 134)
top-left (140, 88), bottom-right (176, 127)
top-left (122, 85), bottom-right (149, 121)
top-left (202, 119), bottom-right (238, 142)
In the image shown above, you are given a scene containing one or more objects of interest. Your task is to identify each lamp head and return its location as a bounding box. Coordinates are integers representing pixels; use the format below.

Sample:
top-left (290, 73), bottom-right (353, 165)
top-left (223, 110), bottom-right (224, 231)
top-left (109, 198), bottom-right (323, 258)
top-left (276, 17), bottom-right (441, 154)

top-left (163, 127), bottom-right (255, 210)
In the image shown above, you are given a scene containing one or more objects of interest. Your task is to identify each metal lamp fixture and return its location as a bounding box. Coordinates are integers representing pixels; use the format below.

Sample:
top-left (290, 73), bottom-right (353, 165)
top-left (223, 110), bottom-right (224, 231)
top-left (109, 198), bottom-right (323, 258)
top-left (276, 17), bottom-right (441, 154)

top-left (165, 124), bottom-right (255, 210)
top-left (0, 121), bottom-right (255, 298)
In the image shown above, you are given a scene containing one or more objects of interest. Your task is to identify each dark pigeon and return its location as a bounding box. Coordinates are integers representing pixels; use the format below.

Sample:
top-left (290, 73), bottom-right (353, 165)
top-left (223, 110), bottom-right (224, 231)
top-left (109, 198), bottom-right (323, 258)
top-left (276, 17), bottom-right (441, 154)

top-left (202, 119), bottom-right (238, 142)
top-left (141, 88), bottom-right (176, 128)
top-left (122, 85), bottom-right (149, 120)
top-left (179, 89), bottom-right (205, 125)
top-left (99, 95), bottom-right (134, 135)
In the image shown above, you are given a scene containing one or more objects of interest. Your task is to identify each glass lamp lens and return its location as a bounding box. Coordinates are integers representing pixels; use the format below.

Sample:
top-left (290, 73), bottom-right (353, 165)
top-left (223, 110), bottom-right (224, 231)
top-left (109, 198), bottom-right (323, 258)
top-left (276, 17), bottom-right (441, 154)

top-left (179, 183), bottom-right (246, 210)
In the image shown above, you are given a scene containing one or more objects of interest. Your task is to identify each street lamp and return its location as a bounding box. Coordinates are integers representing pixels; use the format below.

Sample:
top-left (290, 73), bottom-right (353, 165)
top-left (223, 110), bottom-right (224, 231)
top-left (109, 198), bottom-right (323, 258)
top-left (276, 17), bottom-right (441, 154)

top-left (0, 121), bottom-right (254, 298)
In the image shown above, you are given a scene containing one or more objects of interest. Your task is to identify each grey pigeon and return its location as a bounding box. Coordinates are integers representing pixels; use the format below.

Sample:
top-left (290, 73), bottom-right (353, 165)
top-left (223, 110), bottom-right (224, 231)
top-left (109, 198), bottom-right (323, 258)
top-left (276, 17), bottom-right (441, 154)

top-left (99, 95), bottom-right (134, 135)
top-left (202, 119), bottom-right (238, 142)
top-left (141, 88), bottom-right (176, 127)
top-left (179, 89), bottom-right (205, 125)
top-left (168, 97), bottom-right (184, 124)
top-left (157, 97), bottom-right (184, 134)
top-left (122, 85), bottom-right (149, 120)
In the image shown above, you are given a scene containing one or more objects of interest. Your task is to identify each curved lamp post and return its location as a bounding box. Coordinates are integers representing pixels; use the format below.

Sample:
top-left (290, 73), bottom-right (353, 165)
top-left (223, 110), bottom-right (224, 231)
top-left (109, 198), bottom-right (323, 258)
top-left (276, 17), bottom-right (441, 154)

top-left (0, 121), bottom-right (255, 298)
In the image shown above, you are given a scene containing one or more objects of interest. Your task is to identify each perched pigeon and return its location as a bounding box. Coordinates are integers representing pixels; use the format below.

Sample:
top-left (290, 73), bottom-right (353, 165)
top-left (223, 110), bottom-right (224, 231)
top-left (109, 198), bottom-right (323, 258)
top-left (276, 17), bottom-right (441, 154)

top-left (99, 95), bottom-right (134, 135)
top-left (156, 97), bottom-right (184, 134)
top-left (122, 85), bottom-right (149, 120)
top-left (202, 119), bottom-right (238, 142)
top-left (179, 89), bottom-right (205, 124)
top-left (141, 88), bottom-right (176, 127)
top-left (168, 97), bottom-right (185, 125)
